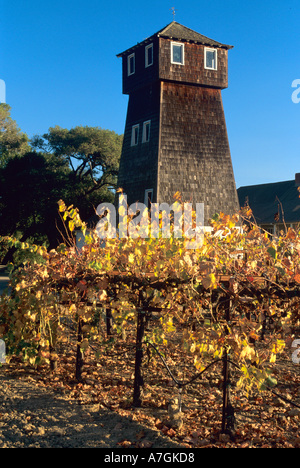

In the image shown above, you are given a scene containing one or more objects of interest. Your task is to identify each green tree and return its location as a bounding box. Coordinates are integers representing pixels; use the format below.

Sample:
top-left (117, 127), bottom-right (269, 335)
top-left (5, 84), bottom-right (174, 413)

top-left (0, 121), bottom-right (123, 253)
top-left (0, 104), bottom-right (30, 168)
top-left (0, 151), bottom-right (70, 250)
top-left (31, 125), bottom-right (123, 201)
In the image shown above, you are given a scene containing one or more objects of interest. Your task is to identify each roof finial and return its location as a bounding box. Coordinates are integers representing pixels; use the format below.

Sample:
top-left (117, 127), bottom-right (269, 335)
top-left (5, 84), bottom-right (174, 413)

top-left (170, 7), bottom-right (176, 21)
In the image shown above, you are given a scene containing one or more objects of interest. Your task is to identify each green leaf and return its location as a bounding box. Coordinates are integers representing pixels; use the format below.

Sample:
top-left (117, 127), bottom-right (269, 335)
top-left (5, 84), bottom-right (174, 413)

top-left (267, 246), bottom-right (276, 259)
top-left (263, 375), bottom-right (277, 389)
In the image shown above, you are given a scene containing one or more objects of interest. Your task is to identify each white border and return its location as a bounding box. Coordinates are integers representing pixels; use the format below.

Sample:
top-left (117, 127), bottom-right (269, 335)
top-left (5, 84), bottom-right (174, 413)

top-left (204, 47), bottom-right (217, 70)
top-left (145, 43), bottom-right (153, 68)
top-left (142, 120), bottom-right (151, 143)
top-left (127, 53), bottom-right (135, 76)
top-left (171, 42), bottom-right (184, 65)
top-left (131, 124), bottom-right (139, 146)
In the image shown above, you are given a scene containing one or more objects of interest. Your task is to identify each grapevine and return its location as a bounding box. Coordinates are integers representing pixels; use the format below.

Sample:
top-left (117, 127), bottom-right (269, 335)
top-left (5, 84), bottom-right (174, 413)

top-left (0, 197), bottom-right (300, 437)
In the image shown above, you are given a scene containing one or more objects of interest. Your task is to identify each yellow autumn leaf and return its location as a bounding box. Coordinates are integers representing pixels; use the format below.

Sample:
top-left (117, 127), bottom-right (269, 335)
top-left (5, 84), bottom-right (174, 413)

top-left (166, 319), bottom-right (175, 333)
top-left (270, 353), bottom-right (276, 363)
top-left (68, 219), bottom-right (74, 232)
top-left (58, 200), bottom-right (66, 212)
top-left (119, 205), bottom-right (126, 217)
top-left (240, 344), bottom-right (256, 360)
top-left (36, 290), bottom-right (42, 300)
top-left (15, 280), bottom-right (27, 291)
top-left (128, 253), bottom-right (135, 263)
top-left (202, 273), bottom-right (217, 290)
top-left (190, 342), bottom-right (196, 353)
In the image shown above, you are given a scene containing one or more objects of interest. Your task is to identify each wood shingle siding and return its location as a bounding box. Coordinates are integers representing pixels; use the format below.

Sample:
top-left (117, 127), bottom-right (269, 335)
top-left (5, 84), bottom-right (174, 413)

top-left (116, 22), bottom-right (239, 224)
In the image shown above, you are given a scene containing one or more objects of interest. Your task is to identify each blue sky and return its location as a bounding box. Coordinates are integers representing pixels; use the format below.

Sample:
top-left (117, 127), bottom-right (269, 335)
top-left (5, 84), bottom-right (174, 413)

top-left (1, 0), bottom-right (300, 188)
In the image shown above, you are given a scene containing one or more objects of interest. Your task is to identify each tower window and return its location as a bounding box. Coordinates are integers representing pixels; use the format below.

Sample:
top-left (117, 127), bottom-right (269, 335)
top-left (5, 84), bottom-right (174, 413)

top-left (205, 48), bottom-right (217, 70)
top-left (145, 44), bottom-right (153, 67)
top-left (171, 42), bottom-right (184, 65)
top-left (131, 124), bottom-right (139, 146)
top-left (142, 120), bottom-right (151, 143)
top-left (128, 53), bottom-right (135, 76)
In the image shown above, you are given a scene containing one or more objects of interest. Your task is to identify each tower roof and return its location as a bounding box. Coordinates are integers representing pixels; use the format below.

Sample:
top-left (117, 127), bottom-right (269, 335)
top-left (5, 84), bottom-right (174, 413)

top-left (117, 21), bottom-right (233, 57)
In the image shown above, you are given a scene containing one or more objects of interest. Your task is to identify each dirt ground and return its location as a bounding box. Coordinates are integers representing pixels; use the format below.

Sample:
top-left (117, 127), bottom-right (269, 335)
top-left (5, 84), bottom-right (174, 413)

top-left (0, 367), bottom-right (184, 449)
top-left (0, 350), bottom-right (300, 449)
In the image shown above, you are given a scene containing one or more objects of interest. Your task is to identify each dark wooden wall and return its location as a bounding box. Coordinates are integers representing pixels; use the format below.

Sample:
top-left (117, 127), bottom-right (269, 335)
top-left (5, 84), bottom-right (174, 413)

top-left (121, 37), bottom-right (228, 95)
top-left (117, 34), bottom-right (239, 223)
top-left (158, 82), bottom-right (239, 223)
top-left (122, 38), bottom-right (160, 95)
top-left (159, 38), bottom-right (228, 89)
top-left (117, 83), bottom-right (160, 206)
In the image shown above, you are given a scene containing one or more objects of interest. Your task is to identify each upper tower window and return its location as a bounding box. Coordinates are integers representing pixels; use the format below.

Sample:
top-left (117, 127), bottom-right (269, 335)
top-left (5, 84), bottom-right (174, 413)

top-left (128, 53), bottom-right (135, 76)
top-left (145, 44), bottom-right (153, 67)
top-left (142, 120), bottom-right (151, 143)
top-left (205, 48), bottom-right (217, 70)
top-left (171, 42), bottom-right (184, 65)
top-left (131, 124), bottom-right (139, 146)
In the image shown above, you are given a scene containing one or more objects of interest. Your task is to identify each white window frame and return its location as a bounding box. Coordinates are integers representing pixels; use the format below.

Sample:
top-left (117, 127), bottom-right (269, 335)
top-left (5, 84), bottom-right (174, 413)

top-left (131, 124), bottom-right (139, 146)
top-left (171, 42), bottom-right (184, 65)
top-left (144, 189), bottom-right (153, 209)
top-left (142, 120), bottom-right (151, 143)
top-left (127, 53), bottom-right (135, 76)
top-left (145, 43), bottom-right (153, 68)
top-left (204, 47), bottom-right (217, 70)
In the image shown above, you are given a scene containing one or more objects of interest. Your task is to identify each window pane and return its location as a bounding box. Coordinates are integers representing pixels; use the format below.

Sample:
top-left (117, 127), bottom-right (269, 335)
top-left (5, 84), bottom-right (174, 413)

top-left (143, 121), bottom-right (151, 142)
top-left (131, 125), bottom-right (139, 145)
top-left (206, 50), bottom-right (216, 69)
top-left (146, 45), bottom-right (153, 67)
top-left (146, 123), bottom-right (150, 141)
top-left (172, 45), bottom-right (183, 63)
top-left (130, 56), bottom-right (135, 73)
top-left (128, 54), bottom-right (135, 75)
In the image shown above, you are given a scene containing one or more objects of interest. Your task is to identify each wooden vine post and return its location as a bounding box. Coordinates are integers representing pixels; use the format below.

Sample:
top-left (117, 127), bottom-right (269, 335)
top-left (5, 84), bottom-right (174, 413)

top-left (221, 292), bottom-right (236, 437)
top-left (105, 307), bottom-right (113, 337)
top-left (49, 316), bottom-right (58, 372)
top-left (133, 307), bottom-right (147, 407)
top-left (75, 315), bottom-right (84, 382)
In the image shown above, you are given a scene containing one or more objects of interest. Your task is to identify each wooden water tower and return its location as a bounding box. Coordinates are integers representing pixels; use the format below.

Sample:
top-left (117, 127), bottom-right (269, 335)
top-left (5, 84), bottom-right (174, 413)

top-left (117, 22), bottom-right (239, 223)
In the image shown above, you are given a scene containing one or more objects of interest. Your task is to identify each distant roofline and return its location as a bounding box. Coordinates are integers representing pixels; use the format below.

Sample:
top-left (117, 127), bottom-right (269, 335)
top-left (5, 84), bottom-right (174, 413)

top-left (237, 178), bottom-right (300, 225)
top-left (117, 21), bottom-right (233, 57)
top-left (238, 179), bottom-right (295, 191)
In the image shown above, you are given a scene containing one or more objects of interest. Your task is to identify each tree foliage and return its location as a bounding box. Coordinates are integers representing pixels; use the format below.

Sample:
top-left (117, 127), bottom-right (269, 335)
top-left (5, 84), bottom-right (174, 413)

top-left (31, 125), bottom-right (123, 198)
top-left (0, 104), bottom-right (30, 168)
top-left (0, 114), bottom-right (123, 251)
top-left (0, 151), bottom-right (71, 251)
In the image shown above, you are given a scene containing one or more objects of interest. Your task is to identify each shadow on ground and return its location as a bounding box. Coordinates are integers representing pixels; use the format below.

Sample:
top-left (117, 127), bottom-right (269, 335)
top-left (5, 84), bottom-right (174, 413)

top-left (0, 372), bottom-right (184, 448)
